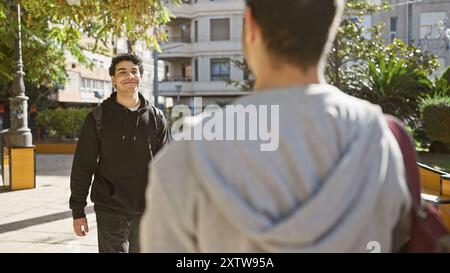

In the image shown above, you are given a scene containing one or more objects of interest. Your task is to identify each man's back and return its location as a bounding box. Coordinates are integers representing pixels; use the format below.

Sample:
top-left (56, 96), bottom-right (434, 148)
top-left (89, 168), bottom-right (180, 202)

top-left (141, 84), bottom-right (411, 252)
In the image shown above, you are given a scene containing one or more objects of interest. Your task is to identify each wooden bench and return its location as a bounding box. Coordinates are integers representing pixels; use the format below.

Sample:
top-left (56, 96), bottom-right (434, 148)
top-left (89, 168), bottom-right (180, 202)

top-left (418, 163), bottom-right (450, 230)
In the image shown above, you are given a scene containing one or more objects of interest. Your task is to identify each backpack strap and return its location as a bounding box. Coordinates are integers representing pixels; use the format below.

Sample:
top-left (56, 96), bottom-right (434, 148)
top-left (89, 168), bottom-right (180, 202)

top-left (150, 105), bottom-right (164, 144)
top-left (92, 104), bottom-right (103, 141)
top-left (385, 114), bottom-right (450, 252)
top-left (145, 105), bottom-right (164, 160)
top-left (151, 105), bottom-right (161, 131)
top-left (385, 115), bottom-right (421, 205)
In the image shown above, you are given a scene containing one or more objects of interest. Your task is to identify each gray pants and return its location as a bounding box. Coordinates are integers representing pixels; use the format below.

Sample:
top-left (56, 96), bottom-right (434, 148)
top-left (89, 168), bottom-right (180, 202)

top-left (95, 210), bottom-right (141, 253)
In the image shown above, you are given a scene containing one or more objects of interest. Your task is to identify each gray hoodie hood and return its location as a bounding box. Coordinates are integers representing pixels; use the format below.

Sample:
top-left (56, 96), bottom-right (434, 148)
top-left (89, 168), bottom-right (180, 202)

top-left (142, 84), bottom-right (411, 252)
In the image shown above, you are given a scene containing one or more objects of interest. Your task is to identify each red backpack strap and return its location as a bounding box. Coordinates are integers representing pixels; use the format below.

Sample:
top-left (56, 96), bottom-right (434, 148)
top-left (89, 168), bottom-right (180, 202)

top-left (385, 115), bottom-right (421, 206)
top-left (385, 114), bottom-right (450, 252)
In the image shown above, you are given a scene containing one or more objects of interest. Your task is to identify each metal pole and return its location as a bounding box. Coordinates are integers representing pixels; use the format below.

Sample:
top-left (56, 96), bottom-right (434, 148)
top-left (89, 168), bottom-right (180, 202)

top-left (153, 50), bottom-right (159, 109)
top-left (406, 0), bottom-right (409, 43)
top-left (1, 1), bottom-right (32, 147)
top-left (175, 85), bottom-right (182, 105)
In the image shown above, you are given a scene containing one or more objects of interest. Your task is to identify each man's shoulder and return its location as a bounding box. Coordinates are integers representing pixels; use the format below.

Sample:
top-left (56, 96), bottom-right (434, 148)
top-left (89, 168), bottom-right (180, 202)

top-left (147, 105), bottom-right (164, 119)
top-left (151, 140), bottom-right (198, 194)
top-left (311, 85), bottom-right (383, 121)
top-left (153, 140), bottom-right (191, 170)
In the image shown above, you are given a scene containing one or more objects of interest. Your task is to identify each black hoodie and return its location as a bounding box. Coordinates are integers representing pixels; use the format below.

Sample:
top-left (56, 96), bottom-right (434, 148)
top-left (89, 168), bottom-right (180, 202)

top-left (69, 92), bottom-right (168, 219)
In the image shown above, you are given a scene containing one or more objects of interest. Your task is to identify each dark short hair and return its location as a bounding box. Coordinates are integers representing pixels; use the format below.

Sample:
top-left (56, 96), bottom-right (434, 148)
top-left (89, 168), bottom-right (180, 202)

top-left (245, 0), bottom-right (343, 70)
top-left (109, 53), bottom-right (144, 77)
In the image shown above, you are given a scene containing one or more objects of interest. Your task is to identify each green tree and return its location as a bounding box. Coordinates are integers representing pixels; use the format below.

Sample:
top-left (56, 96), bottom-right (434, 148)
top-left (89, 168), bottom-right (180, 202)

top-left (431, 66), bottom-right (450, 98)
top-left (325, 0), bottom-right (438, 127)
top-left (420, 94), bottom-right (450, 153)
top-left (228, 59), bottom-right (254, 91)
top-left (35, 107), bottom-right (90, 139)
top-left (442, 66), bottom-right (450, 83)
top-left (356, 56), bottom-right (432, 123)
top-left (0, 0), bottom-right (178, 106)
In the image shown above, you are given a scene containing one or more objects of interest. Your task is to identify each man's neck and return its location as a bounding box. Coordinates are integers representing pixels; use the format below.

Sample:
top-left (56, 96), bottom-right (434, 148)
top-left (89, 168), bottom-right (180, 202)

top-left (116, 90), bottom-right (140, 108)
top-left (254, 64), bottom-right (324, 91)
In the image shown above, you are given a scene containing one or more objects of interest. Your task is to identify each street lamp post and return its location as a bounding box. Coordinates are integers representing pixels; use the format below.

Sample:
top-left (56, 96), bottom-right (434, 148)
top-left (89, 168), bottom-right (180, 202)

top-left (153, 50), bottom-right (160, 109)
top-left (1, 0), bottom-right (33, 147)
top-left (175, 84), bottom-right (182, 105)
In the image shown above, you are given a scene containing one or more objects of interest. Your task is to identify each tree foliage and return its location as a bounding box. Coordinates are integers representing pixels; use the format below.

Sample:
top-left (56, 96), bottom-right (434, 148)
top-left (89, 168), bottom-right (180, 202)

top-left (420, 94), bottom-right (450, 152)
top-left (35, 107), bottom-right (90, 139)
top-left (355, 56), bottom-right (432, 123)
top-left (0, 0), bottom-right (178, 92)
top-left (325, 0), bottom-right (438, 127)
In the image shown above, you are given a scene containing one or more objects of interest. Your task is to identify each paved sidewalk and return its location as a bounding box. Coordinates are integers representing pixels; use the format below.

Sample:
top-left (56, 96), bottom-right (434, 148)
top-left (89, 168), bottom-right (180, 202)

top-left (0, 154), bottom-right (98, 253)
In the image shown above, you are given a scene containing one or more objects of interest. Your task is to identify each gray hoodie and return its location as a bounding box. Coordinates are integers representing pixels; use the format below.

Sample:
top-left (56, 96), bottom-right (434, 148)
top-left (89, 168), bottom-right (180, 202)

top-left (140, 84), bottom-right (411, 252)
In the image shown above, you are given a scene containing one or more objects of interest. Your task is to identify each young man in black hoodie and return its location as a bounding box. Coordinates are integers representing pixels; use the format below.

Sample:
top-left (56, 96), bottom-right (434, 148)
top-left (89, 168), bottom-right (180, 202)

top-left (70, 53), bottom-right (169, 253)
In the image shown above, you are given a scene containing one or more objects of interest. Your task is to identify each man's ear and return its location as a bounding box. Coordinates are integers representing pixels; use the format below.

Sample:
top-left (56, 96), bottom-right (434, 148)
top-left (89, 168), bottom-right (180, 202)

top-left (111, 76), bottom-right (116, 85)
top-left (244, 7), bottom-right (258, 44)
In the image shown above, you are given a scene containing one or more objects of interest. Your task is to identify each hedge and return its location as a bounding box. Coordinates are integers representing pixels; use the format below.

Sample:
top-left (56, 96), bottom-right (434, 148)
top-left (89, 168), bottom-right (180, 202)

top-left (35, 108), bottom-right (90, 139)
top-left (420, 95), bottom-right (450, 144)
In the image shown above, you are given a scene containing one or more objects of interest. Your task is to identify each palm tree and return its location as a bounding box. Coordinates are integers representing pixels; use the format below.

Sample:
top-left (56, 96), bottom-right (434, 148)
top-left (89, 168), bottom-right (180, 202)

top-left (355, 56), bottom-right (432, 126)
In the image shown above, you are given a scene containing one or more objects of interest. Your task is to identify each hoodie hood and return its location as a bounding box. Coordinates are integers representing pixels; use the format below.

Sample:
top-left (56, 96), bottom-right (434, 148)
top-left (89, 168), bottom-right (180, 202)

top-left (103, 91), bottom-right (151, 113)
top-left (184, 84), bottom-right (410, 252)
top-left (103, 92), bottom-right (151, 141)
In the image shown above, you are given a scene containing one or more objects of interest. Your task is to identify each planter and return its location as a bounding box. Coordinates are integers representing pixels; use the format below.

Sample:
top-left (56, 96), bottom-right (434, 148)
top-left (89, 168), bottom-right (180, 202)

top-left (35, 140), bottom-right (77, 154)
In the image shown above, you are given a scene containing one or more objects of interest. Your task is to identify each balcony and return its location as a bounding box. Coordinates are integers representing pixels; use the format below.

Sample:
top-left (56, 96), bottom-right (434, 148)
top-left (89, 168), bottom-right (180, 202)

top-left (159, 79), bottom-right (193, 97)
top-left (161, 76), bottom-right (193, 82)
top-left (160, 40), bottom-right (193, 59)
top-left (166, 0), bottom-right (244, 18)
top-left (416, 38), bottom-right (450, 55)
top-left (192, 40), bottom-right (242, 54)
top-left (165, 0), bottom-right (193, 19)
top-left (159, 80), bottom-right (245, 97)
top-left (160, 16), bottom-right (192, 59)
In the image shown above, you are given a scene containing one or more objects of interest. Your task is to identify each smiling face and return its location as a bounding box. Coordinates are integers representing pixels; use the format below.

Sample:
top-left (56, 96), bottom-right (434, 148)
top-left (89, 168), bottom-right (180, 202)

top-left (111, 61), bottom-right (142, 95)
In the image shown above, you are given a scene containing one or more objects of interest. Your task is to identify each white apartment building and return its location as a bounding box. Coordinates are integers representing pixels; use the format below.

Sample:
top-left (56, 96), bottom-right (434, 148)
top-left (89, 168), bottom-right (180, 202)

top-left (370, 0), bottom-right (450, 76)
top-left (56, 37), bottom-right (157, 106)
top-left (159, 0), bottom-right (249, 110)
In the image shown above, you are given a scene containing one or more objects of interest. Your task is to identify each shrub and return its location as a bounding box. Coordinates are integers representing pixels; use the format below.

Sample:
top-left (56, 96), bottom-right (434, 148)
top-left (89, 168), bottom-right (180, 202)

top-left (355, 57), bottom-right (432, 127)
top-left (430, 67), bottom-right (450, 97)
top-left (35, 108), bottom-right (90, 139)
top-left (442, 66), bottom-right (450, 83)
top-left (420, 95), bottom-right (450, 146)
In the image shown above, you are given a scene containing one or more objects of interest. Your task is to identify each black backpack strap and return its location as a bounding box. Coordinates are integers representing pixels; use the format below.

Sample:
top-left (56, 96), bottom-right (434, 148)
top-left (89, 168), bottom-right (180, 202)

top-left (150, 105), bottom-right (163, 137)
top-left (145, 105), bottom-right (159, 160)
top-left (92, 104), bottom-right (103, 141)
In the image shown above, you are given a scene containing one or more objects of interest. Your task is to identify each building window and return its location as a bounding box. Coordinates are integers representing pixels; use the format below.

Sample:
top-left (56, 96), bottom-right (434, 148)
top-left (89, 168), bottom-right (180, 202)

top-left (211, 58), bottom-right (230, 81)
top-left (210, 18), bottom-right (230, 41)
top-left (182, 63), bottom-right (192, 81)
top-left (194, 20), bottom-right (198, 43)
top-left (81, 77), bottom-right (111, 96)
top-left (390, 17), bottom-right (397, 42)
top-left (420, 12), bottom-right (448, 39)
top-left (194, 59), bottom-right (199, 82)
top-left (164, 65), bottom-right (169, 81)
top-left (178, 23), bottom-right (191, 43)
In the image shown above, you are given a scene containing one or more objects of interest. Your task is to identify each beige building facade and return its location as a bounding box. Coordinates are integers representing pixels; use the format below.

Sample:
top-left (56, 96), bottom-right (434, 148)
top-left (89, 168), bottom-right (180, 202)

top-left (159, 0), bottom-right (250, 109)
top-left (371, 0), bottom-right (450, 76)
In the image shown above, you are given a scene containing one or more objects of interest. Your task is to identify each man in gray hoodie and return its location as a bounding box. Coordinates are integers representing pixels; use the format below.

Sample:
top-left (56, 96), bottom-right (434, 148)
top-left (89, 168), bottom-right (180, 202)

top-left (140, 0), bottom-right (412, 252)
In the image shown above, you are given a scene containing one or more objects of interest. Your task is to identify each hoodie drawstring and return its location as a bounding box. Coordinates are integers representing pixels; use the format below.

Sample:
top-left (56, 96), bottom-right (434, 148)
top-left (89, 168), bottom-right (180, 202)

top-left (122, 109), bottom-right (128, 141)
top-left (134, 114), bottom-right (140, 141)
top-left (122, 108), bottom-right (141, 142)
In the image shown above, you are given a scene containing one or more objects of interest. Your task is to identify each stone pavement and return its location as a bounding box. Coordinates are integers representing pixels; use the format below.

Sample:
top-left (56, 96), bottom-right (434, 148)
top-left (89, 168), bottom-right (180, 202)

top-left (0, 154), bottom-right (98, 253)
